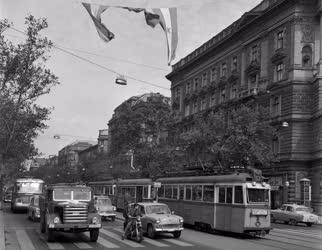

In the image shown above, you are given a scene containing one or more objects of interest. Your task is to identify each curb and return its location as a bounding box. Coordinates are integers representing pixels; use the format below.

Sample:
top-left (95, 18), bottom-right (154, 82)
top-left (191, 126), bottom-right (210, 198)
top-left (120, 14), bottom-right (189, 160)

top-left (0, 209), bottom-right (5, 250)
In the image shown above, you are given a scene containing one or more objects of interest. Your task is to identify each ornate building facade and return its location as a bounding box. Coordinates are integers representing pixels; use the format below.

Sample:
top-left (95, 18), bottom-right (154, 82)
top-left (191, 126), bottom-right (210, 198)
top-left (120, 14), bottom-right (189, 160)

top-left (166, 0), bottom-right (322, 214)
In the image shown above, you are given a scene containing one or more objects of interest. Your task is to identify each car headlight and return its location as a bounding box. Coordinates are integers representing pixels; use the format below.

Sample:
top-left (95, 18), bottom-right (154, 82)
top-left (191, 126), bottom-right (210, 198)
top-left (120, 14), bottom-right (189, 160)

top-left (156, 219), bottom-right (161, 224)
top-left (112, 206), bottom-right (116, 211)
top-left (92, 217), bottom-right (98, 224)
top-left (53, 217), bottom-right (60, 224)
top-left (179, 218), bottom-right (184, 223)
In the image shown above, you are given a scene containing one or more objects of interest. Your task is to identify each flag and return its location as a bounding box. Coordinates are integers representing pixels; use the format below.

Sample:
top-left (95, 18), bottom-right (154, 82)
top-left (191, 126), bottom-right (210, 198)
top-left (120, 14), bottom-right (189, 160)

top-left (82, 3), bottom-right (115, 42)
top-left (152, 8), bottom-right (178, 65)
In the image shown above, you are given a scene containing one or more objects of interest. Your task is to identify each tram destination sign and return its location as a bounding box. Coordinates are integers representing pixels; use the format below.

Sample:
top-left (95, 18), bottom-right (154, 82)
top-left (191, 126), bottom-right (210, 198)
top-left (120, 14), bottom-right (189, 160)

top-left (153, 182), bottom-right (161, 188)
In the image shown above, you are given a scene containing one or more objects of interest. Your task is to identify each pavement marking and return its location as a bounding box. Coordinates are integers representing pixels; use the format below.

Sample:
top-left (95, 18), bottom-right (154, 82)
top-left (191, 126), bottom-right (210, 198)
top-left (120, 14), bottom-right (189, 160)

top-left (46, 243), bottom-right (65, 250)
top-left (0, 211), bottom-right (5, 250)
top-left (73, 242), bottom-right (93, 249)
top-left (100, 228), bottom-right (144, 248)
top-left (113, 228), bottom-right (169, 247)
top-left (16, 230), bottom-right (36, 250)
top-left (163, 238), bottom-right (193, 247)
top-left (97, 237), bottom-right (120, 248)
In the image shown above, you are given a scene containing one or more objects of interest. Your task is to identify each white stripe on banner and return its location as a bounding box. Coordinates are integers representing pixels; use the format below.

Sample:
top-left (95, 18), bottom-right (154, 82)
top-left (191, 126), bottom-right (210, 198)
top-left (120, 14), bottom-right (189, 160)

top-left (100, 228), bottom-right (144, 248)
top-left (16, 230), bottom-right (36, 250)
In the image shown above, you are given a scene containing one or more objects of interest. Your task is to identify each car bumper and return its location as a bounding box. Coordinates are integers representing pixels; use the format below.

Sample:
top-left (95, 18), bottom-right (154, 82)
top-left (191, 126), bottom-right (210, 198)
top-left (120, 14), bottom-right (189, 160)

top-left (155, 225), bottom-right (184, 232)
top-left (48, 223), bottom-right (101, 229)
top-left (98, 212), bottom-right (116, 217)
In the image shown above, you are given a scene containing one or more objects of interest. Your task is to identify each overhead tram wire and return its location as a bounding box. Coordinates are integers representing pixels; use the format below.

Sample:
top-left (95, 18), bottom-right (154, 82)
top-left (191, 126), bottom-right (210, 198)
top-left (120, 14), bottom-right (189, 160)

top-left (8, 26), bottom-right (170, 91)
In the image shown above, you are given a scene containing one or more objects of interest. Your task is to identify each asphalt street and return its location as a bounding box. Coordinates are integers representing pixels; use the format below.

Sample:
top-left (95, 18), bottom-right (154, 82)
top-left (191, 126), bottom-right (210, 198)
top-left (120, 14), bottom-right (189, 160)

top-left (1, 203), bottom-right (322, 250)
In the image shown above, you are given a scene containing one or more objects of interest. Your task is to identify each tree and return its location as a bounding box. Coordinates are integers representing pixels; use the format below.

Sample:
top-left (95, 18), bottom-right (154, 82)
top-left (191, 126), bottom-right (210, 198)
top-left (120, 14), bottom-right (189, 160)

top-left (177, 100), bottom-right (276, 172)
top-left (0, 16), bottom-right (59, 197)
top-left (108, 94), bottom-right (176, 178)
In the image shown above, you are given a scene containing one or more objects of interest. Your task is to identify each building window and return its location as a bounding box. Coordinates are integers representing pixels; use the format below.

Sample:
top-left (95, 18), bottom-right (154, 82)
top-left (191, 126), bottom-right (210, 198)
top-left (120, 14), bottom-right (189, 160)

top-left (302, 45), bottom-right (312, 67)
top-left (276, 63), bottom-right (285, 81)
top-left (184, 104), bottom-right (190, 117)
top-left (232, 56), bottom-right (238, 71)
top-left (277, 31), bottom-right (284, 49)
top-left (230, 84), bottom-right (237, 99)
top-left (272, 137), bottom-right (280, 155)
top-left (193, 101), bottom-right (198, 113)
top-left (202, 72), bottom-right (208, 87)
top-left (175, 87), bottom-right (180, 98)
top-left (194, 77), bottom-right (200, 91)
top-left (251, 45), bottom-right (258, 62)
top-left (211, 67), bottom-right (217, 82)
top-left (221, 62), bottom-right (227, 77)
top-left (200, 98), bottom-right (207, 110)
top-left (249, 74), bottom-right (257, 86)
top-left (210, 94), bottom-right (216, 107)
top-left (220, 88), bottom-right (226, 103)
top-left (186, 82), bottom-right (191, 94)
top-left (271, 96), bottom-right (281, 117)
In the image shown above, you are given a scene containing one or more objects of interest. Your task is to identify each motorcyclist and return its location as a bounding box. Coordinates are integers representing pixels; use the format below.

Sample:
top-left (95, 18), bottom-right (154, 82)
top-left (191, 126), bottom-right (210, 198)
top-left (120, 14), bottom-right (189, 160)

top-left (122, 203), bottom-right (142, 240)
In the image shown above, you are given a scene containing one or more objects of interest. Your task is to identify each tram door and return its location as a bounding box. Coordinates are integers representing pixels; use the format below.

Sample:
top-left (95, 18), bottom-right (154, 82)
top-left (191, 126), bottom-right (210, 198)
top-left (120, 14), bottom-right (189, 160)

top-left (136, 186), bottom-right (143, 202)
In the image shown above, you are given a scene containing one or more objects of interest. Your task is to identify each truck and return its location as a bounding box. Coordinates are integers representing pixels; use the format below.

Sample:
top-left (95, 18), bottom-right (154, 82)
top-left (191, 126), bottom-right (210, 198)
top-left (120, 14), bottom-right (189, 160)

top-left (39, 183), bottom-right (101, 242)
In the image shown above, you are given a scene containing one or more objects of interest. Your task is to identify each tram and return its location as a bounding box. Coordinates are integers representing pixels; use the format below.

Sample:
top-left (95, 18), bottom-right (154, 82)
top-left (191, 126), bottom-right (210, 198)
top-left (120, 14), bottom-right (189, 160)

top-left (88, 179), bottom-right (116, 202)
top-left (157, 173), bottom-right (271, 236)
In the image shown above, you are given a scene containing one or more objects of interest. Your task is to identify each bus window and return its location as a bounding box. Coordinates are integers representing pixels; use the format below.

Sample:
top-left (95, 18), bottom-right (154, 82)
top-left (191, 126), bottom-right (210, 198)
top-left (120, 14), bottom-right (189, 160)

top-left (158, 185), bottom-right (164, 198)
top-left (179, 185), bottom-right (184, 200)
top-left (185, 185), bottom-right (192, 200)
top-left (203, 185), bottom-right (214, 202)
top-left (226, 187), bottom-right (232, 204)
top-left (219, 187), bottom-right (226, 203)
top-left (165, 185), bottom-right (172, 199)
top-left (234, 186), bottom-right (243, 204)
top-left (173, 185), bottom-right (178, 199)
top-left (192, 185), bottom-right (202, 201)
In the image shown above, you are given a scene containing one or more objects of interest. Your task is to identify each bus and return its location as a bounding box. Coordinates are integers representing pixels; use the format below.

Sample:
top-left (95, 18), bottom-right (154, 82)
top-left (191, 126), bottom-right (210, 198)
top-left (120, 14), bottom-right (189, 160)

top-left (11, 178), bottom-right (44, 212)
top-left (157, 173), bottom-right (271, 236)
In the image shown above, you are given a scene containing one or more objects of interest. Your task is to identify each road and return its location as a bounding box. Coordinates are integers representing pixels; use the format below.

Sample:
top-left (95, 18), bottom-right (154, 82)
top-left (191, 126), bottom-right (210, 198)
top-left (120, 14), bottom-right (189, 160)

top-left (1, 203), bottom-right (322, 250)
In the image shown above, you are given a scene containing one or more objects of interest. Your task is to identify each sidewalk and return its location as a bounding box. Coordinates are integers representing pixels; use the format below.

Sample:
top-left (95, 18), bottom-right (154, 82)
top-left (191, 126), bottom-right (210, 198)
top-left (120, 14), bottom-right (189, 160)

top-left (0, 208), bottom-right (5, 250)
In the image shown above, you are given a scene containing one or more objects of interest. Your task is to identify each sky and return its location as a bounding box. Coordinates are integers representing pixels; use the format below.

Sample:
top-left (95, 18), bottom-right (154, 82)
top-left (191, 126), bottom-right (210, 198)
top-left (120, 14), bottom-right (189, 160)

top-left (1, 0), bottom-right (262, 157)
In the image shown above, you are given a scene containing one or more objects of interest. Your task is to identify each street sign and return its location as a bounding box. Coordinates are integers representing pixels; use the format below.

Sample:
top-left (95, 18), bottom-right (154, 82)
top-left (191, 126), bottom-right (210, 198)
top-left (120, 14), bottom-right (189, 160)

top-left (153, 182), bottom-right (161, 188)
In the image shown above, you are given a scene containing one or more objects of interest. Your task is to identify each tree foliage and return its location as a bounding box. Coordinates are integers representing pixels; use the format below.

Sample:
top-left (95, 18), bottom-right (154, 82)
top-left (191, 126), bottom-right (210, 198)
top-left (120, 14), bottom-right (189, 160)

top-left (108, 95), bottom-right (175, 177)
top-left (0, 16), bottom-right (59, 185)
top-left (177, 100), bottom-right (276, 171)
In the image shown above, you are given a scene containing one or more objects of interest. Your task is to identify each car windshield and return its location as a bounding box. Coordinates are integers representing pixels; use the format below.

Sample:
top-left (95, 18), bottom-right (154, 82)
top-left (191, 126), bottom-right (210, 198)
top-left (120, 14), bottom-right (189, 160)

top-left (145, 204), bottom-right (170, 214)
top-left (96, 198), bottom-right (112, 206)
top-left (247, 188), bottom-right (269, 203)
top-left (16, 182), bottom-right (43, 194)
top-left (54, 190), bottom-right (72, 201)
top-left (296, 207), bottom-right (311, 212)
top-left (73, 190), bottom-right (91, 201)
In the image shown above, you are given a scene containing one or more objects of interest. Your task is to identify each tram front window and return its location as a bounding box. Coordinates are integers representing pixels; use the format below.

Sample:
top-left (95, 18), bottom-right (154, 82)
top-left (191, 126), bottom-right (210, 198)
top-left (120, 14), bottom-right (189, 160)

top-left (247, 188), bottom-right (269, 203)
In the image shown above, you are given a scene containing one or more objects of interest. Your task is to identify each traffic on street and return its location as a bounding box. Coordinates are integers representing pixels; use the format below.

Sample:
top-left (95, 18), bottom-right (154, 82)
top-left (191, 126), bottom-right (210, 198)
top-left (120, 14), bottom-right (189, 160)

top-left (1, 202), bottom-right (322, 250)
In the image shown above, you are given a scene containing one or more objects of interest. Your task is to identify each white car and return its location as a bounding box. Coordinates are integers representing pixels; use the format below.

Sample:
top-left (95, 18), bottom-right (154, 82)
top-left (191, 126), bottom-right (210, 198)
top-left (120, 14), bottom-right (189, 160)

top-left (133, 202), bottom-right (184, 239)
top-left (94, 196), bottom-right (116, 221)
top-left (271, 204), bottom-right (319, 227)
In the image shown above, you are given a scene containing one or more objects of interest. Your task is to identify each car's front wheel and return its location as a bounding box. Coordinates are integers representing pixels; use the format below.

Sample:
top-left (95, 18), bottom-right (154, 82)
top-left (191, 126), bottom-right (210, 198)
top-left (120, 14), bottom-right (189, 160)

top-left (90, 229), bottom-right (99, 242)
top-left (147, 225), bottom-right (156, 239)
top-left (306, 222), bottom-right (313, 227)
top-left (289, 219), bottom-right (297, 226)
top-left (173, 231), bottom-right (181, 238)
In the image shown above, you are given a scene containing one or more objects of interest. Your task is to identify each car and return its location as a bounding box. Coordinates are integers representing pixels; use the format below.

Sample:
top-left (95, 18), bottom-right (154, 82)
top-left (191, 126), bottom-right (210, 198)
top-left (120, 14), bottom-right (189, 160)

top-left (27, 195), bottom-right (40, 221)
top-left (94, 195), bottom-right (116, 221)
top-left (3, 192), bottom-right (12, 203)
top-left (271, 204), bottom-right (319, 227)
top-left (39, 183), bottom-right (101, 242)
top-left (131, 202), bottom-right (183, 239)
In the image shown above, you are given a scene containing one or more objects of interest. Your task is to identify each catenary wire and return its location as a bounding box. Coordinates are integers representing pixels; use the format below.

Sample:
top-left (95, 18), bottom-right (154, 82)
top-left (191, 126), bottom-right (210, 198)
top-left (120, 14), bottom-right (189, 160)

top-left (8, 26), bottom-right (170, 91)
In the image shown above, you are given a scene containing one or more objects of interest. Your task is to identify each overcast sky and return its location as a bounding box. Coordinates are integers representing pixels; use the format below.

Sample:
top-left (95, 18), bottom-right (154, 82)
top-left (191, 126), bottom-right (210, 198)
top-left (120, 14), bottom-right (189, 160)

top-left (1, 0), bottom-right (262, 157)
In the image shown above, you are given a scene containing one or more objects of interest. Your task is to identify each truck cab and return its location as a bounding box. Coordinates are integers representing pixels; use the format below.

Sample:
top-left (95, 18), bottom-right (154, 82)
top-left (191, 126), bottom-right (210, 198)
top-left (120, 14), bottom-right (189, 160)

top-left (39, 184), bottom-right (101, 242)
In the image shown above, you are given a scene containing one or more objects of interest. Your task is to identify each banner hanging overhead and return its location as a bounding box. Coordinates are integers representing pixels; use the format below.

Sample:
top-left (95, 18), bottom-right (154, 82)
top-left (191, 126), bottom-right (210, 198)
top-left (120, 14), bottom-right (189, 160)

top-left (81, 0), bottom-right (178, 65)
